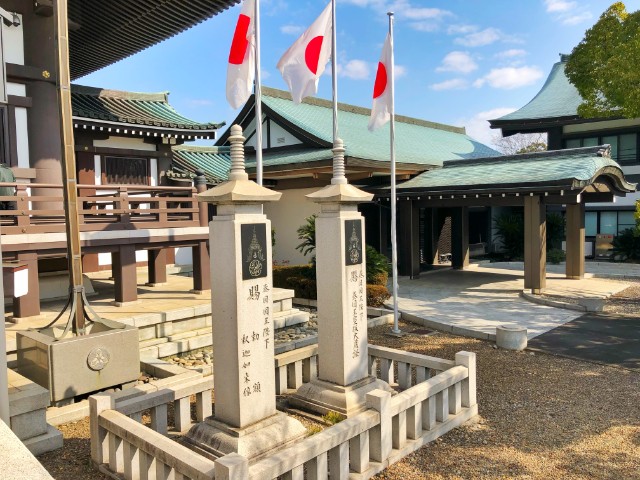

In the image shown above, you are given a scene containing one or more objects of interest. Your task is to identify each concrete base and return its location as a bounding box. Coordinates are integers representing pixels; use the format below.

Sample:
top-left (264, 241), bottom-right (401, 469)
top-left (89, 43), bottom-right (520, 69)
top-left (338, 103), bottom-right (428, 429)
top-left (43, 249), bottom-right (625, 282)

top-left (289, 375), bottom-right (394, 417)
top-left (496, 325), bottom-right (528, 351)
top-left (22, 424), bottom-right (63, 456)
top-left (184, 412), bottom-right (306, 462)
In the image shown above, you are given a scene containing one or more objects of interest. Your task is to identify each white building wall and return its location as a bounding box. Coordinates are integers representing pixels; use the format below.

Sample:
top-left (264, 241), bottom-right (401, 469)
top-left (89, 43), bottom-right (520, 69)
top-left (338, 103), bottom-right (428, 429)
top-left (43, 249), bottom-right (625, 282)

top-left (7, 83), bottom-right (29, 168)
top-left (244, 116), bottom-right (302, 149)
top-left (2, 14), bottom-right (24, 65)
top-left (264, 187), bottom-right (321, 265)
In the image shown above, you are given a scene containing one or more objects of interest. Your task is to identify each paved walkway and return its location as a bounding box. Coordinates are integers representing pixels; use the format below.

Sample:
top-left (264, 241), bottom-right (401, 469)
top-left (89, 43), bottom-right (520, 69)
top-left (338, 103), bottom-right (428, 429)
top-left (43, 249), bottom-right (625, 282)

top-left (394, 265), bottom-right (630, 340)
top-left (528, 312), bottom-right (640, 370)
top-left (487, 261), bottom-right (640, 279)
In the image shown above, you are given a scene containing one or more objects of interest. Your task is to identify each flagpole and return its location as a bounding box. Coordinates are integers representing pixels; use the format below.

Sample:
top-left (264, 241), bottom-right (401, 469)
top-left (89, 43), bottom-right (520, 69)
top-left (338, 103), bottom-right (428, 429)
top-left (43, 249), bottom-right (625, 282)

top-left (388, 12), bottom-right (401, 335)
top-left (254, 0), bottom-right (263, 185)
top-left (331, 0), bottom-right (339, 147)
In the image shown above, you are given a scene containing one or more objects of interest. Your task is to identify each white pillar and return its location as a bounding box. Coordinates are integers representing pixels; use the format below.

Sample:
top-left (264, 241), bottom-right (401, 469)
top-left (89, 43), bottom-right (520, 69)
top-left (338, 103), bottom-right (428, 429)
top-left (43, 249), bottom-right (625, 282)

top-left (0, 229), bottom-right (9, 425)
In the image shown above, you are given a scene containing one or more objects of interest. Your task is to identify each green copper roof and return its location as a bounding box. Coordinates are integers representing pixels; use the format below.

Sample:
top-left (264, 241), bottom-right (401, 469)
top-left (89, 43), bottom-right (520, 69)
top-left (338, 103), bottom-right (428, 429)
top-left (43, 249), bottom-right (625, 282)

top-left (398, 146), bottom-right (636, 193)
top-left (491, 56), bottom-right (583, 125)
top-left (219, 87), bottom-right (500, 169)
top-left (172, 145), bottom-right (231, 184)
top-left (71, 85), bottom-right (223, 133)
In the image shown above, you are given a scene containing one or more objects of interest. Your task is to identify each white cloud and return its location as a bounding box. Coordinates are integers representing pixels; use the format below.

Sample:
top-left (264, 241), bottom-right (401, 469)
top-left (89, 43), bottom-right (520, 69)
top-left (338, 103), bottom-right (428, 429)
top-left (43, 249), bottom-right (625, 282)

top-left (455, 27), bottom-right (502, 47)
top-left (280, 25), bottom-right (304, 36)
top-left (459, 107), bottom-right (517, 146)
top-left (339, 59), bottom-right (371, 80)
top-left (400, 6), bottom-right (453, 20)
top-left (474, 66), bottom-right (544, 89)
top-left (447, 24), bottom-right (477, 35)
top-left (409, 22), bottom-right (441, 32)
top-left (395, 65), bottom-right (408, 78)
top-left (436, 51), bottom-right (478, 74)
top-left (430, 79), bottom-right (469, 91)
top-left (342, 0), bottom-right (453, 32)
top-left (544, 0), bottom-right (576, 13)
top-left (562, 11), bottom-right (593, 25)
top-left (495, 49), bottom-right (527, 59)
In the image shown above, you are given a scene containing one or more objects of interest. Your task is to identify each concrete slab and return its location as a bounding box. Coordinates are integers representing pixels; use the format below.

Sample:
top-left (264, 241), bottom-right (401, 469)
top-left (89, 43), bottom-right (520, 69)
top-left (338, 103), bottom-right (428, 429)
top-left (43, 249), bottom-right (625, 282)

top-left (528, 313), bottom-right (640, 370)
top-left (393, 266), bottom-right (628, 340)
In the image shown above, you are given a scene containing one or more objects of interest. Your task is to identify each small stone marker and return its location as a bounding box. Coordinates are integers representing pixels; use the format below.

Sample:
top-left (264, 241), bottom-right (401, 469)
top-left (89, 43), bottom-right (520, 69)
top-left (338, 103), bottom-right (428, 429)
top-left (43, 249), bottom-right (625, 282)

top-left (291, 139), bottom-right (393, 417)
top-left (185, 125), bottom-right (305, 459)
top-left (496, 325), bottom-right (528, 351)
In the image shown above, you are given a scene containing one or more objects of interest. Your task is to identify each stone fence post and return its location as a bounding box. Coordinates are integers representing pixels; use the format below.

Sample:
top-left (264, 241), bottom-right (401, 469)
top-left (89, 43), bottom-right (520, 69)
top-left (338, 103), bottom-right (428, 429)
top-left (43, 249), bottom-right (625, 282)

top-left (455, 351), bottom-right (477, 408)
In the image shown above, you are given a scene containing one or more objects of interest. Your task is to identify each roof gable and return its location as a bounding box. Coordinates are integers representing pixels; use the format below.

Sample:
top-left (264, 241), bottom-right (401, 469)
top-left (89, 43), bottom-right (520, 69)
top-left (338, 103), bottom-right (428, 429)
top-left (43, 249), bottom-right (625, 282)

top-left (218, 87), bottom-right (500, 168)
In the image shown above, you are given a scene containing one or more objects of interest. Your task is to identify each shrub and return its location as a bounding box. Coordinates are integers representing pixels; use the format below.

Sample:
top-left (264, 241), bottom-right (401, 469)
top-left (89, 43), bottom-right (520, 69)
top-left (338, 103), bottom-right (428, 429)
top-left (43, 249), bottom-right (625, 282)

top-left (367, 284), bottom-right (391, 308)
top-left (494, 212), bottom-right (524, 260)
top-left (366, 245), bottom-right (389, 285)
top-left (612, 228), bottom-right (640, 261)
top-left (295, 214), bottom-right (317, 262)
top-left (546, 212), bottom-right (566, 250)
top-left (284, 276), bottom-right (317, 299)
top-left (547, 248), bottom-right (566, 264)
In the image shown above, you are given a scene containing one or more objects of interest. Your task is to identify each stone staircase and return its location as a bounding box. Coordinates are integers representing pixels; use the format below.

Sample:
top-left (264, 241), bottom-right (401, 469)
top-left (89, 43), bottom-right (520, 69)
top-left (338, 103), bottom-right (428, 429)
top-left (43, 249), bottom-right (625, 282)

top-left (130, 288), bottom-right (309, 359)
top-left (8, 369), bottom-right (63, 455)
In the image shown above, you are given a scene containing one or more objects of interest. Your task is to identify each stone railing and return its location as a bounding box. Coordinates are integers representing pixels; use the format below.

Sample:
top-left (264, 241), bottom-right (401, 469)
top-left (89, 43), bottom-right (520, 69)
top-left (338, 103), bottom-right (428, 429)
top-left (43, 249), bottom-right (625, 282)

top-left (91, 348), bottom-right (477, 480)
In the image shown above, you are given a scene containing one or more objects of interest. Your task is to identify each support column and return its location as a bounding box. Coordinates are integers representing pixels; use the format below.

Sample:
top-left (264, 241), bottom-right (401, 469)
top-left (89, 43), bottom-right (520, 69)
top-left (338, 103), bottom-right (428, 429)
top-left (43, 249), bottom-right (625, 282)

top-left (112, 245), bottom-right (137, 305)
top-left (192, 241), bottom-right (210, 293)
top-left (566, 203), bottom-right (585, 279)
top-left (14, 253), bottom-right (40, 318)
top-left (524, 196), bottom-right (546, 294)
top-left (290, 138), bottom-right (393, 417)
top-left (398, 200), bottom-right (420, 278)
top-left (422, 208), bottom-right (438, 267)
top-left (185, 125), bottom-right (305, 460)
top-left (146, 249), bottom-right (167, 286)
top-left (451, 207), bottom-right (470, 270)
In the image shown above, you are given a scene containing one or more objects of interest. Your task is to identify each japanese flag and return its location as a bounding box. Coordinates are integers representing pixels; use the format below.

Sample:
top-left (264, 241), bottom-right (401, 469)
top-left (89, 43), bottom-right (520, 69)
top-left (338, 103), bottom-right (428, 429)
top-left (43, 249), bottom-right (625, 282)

top-left (277, 2), bottom-right (332, 104)
top-left (226, 0), bottom-right (255, 109)
top-left (368, 33), bottom-right (392, 132)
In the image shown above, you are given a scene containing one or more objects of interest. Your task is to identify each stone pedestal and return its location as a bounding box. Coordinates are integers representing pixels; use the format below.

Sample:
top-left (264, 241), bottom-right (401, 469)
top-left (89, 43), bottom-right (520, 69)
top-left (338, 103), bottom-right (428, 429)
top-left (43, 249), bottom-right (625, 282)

top-left (291, 140), bottom-right (393, 417)
top-left (184, 125), bottom-right (305, 460)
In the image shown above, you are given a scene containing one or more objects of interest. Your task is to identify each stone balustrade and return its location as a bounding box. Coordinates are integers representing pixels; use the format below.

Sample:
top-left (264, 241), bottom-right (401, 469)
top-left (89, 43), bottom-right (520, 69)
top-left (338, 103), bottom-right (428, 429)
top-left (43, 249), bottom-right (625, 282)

top-left (90, 347), bottom-right (477, 480)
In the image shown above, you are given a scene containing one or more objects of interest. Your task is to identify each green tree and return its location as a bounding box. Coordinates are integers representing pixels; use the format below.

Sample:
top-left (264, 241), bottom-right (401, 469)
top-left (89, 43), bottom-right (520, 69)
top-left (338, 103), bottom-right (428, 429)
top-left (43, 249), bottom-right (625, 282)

top-left (565, 2), bottom-right (640, 118)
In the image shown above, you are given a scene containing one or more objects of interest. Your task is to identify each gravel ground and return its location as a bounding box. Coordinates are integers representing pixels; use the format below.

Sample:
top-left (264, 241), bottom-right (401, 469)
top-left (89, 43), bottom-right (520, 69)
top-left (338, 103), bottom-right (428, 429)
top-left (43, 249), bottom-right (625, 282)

top-left (604, 281), bottom-right (640, 315)
top-left (38, 321), bottom-right (640, 479)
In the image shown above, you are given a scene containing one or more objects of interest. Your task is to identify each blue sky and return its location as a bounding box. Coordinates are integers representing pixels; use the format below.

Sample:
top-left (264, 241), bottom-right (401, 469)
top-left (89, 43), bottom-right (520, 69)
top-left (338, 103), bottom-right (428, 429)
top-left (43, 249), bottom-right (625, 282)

top-left (78, 0), bottom-right (639, 148)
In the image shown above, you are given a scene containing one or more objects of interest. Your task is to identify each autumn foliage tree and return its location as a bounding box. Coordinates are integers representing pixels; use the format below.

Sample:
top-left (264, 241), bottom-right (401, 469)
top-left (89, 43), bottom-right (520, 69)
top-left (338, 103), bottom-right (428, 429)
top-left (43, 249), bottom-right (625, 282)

top-left (566, 2), bottom-right (640, 118)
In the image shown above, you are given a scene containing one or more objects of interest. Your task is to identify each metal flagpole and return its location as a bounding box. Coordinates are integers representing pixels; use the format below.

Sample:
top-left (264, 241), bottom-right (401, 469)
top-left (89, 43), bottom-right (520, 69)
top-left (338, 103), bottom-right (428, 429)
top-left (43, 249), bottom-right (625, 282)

top-left (388, 12), bottom-right (401, 335)
top-left (254, 0), bottom-right (263, 186)
top-left (331, 0), bottom-right (339, 146)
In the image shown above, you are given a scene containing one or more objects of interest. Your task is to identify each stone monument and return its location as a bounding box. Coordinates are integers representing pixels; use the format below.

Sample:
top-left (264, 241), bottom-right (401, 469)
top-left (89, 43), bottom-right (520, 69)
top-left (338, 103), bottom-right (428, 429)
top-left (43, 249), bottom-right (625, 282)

top-left (290, 139), bottom-right (393, 417)
top-left (185, 125), bottom-right (306, 460)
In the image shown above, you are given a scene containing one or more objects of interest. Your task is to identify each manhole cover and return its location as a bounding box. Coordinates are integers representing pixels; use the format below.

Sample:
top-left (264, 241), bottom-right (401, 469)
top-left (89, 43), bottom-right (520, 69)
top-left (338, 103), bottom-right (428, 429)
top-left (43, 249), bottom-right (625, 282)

top-left (411, 329), bottom-right (437, 336)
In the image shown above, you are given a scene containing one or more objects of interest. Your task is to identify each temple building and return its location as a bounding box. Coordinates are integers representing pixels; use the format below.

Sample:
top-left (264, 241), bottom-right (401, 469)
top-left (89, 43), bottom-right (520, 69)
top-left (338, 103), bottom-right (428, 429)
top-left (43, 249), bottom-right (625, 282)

top-left (490, 54), bottom-right (640, 255)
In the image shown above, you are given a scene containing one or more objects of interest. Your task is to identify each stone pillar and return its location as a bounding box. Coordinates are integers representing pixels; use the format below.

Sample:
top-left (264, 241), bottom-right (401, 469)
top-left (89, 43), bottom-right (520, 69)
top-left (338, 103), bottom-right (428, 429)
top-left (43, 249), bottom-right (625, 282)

top-left (290, 139), bottom-right (393, 417)
top-left (451, 207), bottom-right (469, 270)
top-left (146, 249), bottom-right (167, 286)
top-left (112, 245), bottom-right (137, 305)
top-left (0, 226), bottom-right (9, 424)
top-left (185, 125), bottom-right (305, 460)
top-left (14, 253), bottom-right (40, 318)
top-left (524, 196), bottom-right (546, 294)
top-left (398, 199), bottom-right (420, 278)
top-left (566, 202), bottom-right (585, 279)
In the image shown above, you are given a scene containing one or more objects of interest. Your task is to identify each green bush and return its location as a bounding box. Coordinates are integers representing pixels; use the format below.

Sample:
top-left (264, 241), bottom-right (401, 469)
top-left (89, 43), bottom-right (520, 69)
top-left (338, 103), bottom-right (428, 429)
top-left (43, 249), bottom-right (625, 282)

top-left (366, 245), bottom-right (390, 285)
top-left (546, 212), bottom-right (566, 250)
top-left (494, 212), bottom-right (524, 260)
top-left (295, 214), bottom-right (317, 263)
top-left (547, 248), bottom-right (566, 264)
top-left (612, 228), bottom-right (640, 261)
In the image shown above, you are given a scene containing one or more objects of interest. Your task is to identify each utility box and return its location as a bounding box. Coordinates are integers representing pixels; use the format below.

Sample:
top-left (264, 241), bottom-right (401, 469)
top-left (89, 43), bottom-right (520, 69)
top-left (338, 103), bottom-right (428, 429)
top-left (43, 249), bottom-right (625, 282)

top-left (595, 234), bottom-right (615, 259)
top-left (16, 321), bottom-right (139, 405)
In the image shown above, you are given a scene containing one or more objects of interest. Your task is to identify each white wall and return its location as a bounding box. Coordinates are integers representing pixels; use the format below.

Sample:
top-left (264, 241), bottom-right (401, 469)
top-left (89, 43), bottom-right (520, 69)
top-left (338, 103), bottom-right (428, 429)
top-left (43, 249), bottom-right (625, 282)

top-left (244, 116), bottom-right (302, 149)
top-left (264, 187), bottom-right (321, 265)
top-left (2, 14), bottom-right (24, 65)
top-left (93, 136), bottom-right (157, 151)
top-left (175, 247), bottom-right (192, 265)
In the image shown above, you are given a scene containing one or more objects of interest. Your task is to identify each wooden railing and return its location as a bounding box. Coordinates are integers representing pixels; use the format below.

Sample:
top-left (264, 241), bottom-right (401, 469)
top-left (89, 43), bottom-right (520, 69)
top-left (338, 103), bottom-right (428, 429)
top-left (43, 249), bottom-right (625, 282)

top-left (91, 346), bottom-right (477, 480)
top-left (0, 182), bottom-right (201, 234)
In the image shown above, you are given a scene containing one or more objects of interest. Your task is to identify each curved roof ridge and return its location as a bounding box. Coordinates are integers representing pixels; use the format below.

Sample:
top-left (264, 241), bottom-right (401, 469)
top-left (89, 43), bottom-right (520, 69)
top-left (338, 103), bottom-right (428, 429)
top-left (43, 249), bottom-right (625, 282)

top-left (71, 85), bottom-right (170, 103)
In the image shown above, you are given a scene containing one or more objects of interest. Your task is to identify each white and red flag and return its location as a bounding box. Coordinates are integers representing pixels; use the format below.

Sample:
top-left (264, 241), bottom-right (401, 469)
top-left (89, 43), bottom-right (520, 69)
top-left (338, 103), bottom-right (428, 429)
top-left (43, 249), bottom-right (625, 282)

top-left (226, 0), bottom-right (255, 109)
top-left (368, 33), bottom-right (392, 131)
top-left (277, 2), bottom-right (332, 104)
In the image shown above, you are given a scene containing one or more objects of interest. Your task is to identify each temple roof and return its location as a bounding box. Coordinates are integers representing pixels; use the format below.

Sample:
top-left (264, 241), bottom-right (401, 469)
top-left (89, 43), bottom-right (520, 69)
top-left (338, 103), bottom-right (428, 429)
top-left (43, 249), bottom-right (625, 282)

top-left (71, 85), bottom-right (223, 139)
top-left (68, 0), bottom-right (241, 79)
top-left (395, 146), bottom-right (636, 196)
top-left (217, 87), bottom-right (500, 172)
top-left (171, 145), bottom-right (231, 184)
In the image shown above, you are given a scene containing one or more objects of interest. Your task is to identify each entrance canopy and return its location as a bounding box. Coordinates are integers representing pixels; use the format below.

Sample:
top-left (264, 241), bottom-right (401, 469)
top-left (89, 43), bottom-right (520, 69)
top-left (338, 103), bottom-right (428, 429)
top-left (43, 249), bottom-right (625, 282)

top-left (381, 145), bottom-right (635, 206)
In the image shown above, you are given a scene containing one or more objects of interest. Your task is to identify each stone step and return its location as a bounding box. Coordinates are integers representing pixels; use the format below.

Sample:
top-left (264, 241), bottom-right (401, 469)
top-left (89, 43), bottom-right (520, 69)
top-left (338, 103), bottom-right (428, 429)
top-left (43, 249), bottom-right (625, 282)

top-left (22, 424), bottom-right (63, 456)
top-left (273, 310), bottom-right (310, 330)
top-left (167, 327), bottom-right (211, 342)
top-left (139, 337), bottom-right (169, 349)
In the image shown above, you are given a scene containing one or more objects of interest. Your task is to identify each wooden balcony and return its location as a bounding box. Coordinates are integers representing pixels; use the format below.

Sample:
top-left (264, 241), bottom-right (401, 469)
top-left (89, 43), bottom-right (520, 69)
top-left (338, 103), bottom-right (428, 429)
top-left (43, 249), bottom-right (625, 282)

top-left (0, 183), bottom-right (202, 235)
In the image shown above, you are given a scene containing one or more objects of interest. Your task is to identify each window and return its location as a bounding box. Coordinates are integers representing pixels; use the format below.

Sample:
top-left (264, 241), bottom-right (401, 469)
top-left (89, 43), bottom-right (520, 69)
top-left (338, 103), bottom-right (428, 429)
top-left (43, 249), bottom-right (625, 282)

top-left (563, 133), bottom-right (638, 165)
top-left (585, 210), bottom-right (637, 236)
top-left (104, 156), bottom-right (149, 185)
